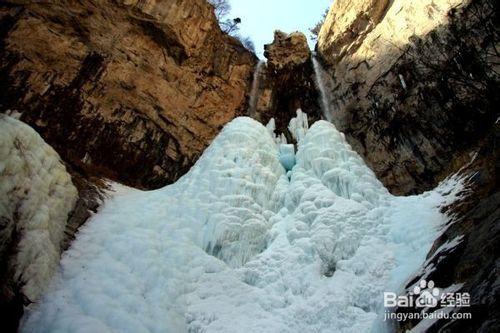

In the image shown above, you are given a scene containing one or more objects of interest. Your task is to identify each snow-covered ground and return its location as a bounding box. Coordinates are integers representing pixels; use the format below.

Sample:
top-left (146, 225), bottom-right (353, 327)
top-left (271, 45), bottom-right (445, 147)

top-left (21, 113), bottom-right (464, 333)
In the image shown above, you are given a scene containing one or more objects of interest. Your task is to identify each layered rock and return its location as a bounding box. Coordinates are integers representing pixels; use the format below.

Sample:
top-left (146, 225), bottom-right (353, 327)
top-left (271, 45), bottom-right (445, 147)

top-left (317, 0), bottom-right (499, 195)
top-left (0, 115), bottom-right (78, 331)
top-left (0, 0), bottom-right (257, 190)
top-left (250, 31), bottom-right (322, 133)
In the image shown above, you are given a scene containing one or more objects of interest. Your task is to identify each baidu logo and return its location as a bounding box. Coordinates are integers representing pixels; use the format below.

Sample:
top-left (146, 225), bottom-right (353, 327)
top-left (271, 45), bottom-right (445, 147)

top-left (384, 279), bottom-right (471, 308)
top-left (384, 279), bottom-right (440, 308)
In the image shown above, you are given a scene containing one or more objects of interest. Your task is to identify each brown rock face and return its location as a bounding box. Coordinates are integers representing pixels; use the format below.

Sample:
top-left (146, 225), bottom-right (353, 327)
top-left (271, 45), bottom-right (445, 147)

top-left (317, 0), bottom-right (499, 195)
top-left (0, 0), bottom-right (257, 190)
top-left (251, 31), bottom-right (322, 133)
top-left (264, 31), bottom-right (311, 72)
top-left (318, 0), bottom-right (390, 62)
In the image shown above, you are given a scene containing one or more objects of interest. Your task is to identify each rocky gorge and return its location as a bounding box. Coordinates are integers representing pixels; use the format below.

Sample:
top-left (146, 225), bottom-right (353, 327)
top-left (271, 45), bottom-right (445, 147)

top-left (0, 0), bottom-right (498, 332)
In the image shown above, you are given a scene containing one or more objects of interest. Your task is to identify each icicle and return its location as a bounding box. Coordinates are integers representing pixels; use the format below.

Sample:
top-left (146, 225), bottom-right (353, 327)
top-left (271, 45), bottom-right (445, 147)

top-left (278, 144), bottom-right (295, 171)
top-left (288, 108), bottom-right (309, 143)
top-left (266, 118), bottom-right (288, 145)
top-left (265, 118), bottom-right (276, 136)
top-left (278, 133), bottom-right (287, 145)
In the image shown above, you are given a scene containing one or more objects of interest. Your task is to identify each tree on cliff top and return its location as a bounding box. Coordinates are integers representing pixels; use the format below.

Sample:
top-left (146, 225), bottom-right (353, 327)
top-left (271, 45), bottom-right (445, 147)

top-left (209, 0), bottom-right (241, 34)
top-left (208, 0), bottom-right (255, 53)
top-left (210, 0), bottom-right (230, 20)
top-left (239, 36), bottom-right (255, 53)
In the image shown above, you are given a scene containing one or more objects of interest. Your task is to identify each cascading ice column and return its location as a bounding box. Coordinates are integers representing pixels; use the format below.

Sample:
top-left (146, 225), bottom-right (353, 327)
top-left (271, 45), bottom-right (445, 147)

top-left (182, 117), bottom-right (289, 267)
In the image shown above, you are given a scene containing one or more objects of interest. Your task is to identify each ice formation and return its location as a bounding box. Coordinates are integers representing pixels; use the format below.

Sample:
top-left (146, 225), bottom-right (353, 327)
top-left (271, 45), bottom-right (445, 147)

top-left (278, 144), bottom-right (295, 171)
top-left (288, 108), bottom-right (309, 142)
top-left (0, 115), bottom-right (78, 301)
top-left (20, 114), bottom-right (464, 333)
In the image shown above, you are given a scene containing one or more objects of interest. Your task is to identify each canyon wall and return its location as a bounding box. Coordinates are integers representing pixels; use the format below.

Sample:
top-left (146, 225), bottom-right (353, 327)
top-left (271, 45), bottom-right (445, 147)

top-left (0, 0), bottom-right (257, 190)
top-left (317, 0), bottom-right (499, 195)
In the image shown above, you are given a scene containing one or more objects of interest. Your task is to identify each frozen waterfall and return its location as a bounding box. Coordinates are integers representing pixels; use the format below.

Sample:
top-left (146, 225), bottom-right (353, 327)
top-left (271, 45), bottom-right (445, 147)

top-left (21, 113), bottom-right (464, 333)
top-left (312, 56), bottom-right (334, 122)
top-left (248, 61), bottom-right (265, 117)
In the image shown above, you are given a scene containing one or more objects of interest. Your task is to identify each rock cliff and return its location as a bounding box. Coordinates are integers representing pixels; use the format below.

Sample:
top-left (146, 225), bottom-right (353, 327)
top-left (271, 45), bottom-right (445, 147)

top-left (250, 31), bottom-right (322, 134)
top-left (0, 0), bottom-right (257, 330)
top-left (0, 0), bottom-right (257, 190)
top-left (395, 125), bottom-right (499, 332)
top-left (317, 0), bottom-right (499, 195)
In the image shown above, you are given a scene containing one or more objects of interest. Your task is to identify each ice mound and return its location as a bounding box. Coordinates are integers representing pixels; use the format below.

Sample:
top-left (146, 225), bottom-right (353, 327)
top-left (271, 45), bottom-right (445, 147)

top-left (0, 115), bottom-right (77, 301)
top-left (20, 115), bottom-right (464, 333)
top-left (296, 121), bottom-right (388, 206)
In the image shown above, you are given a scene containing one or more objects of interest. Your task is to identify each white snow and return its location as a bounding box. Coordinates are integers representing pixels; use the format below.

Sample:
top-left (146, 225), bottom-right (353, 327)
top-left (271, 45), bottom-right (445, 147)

top-left (20, 115), bottom-right (464, 333)
top-left (0, 115), bottom-right (78, 301)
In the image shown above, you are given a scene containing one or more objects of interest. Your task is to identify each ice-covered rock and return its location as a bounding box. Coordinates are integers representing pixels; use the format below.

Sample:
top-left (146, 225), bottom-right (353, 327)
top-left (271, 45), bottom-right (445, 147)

top-left (20, 116), bottom-right (464, 333)
top-left (0, 115), bottom-right (77, 302)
